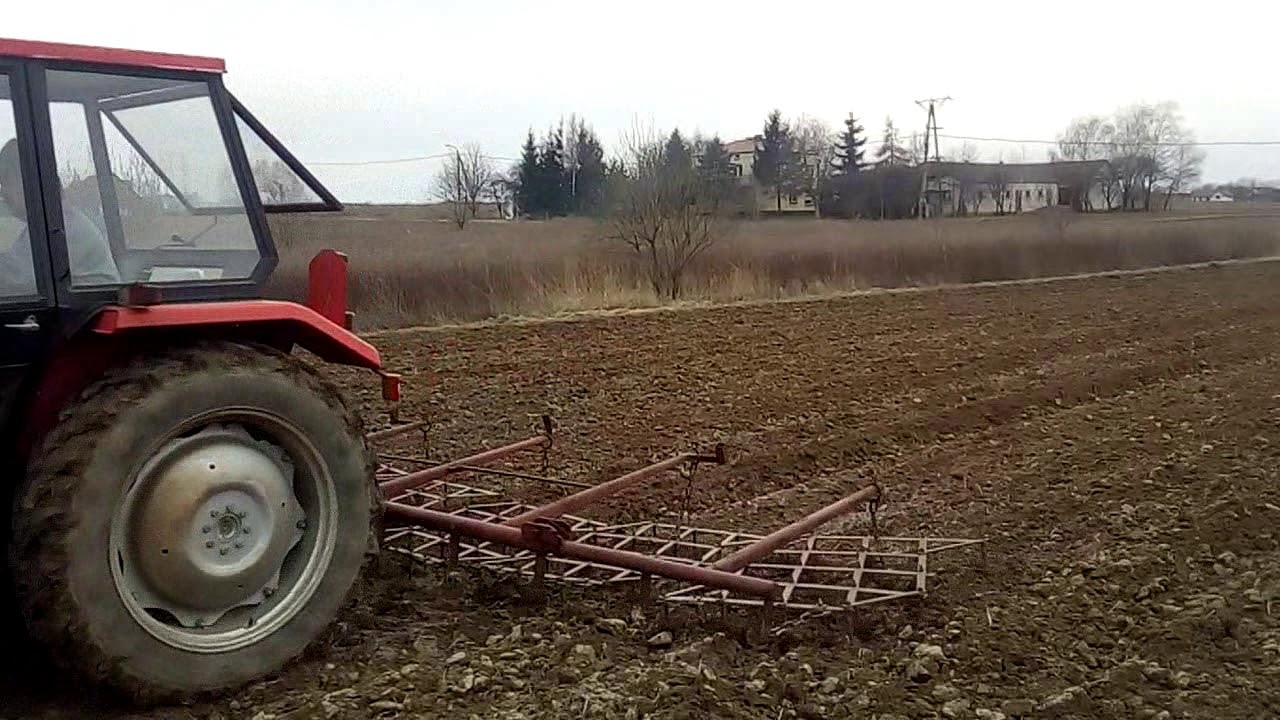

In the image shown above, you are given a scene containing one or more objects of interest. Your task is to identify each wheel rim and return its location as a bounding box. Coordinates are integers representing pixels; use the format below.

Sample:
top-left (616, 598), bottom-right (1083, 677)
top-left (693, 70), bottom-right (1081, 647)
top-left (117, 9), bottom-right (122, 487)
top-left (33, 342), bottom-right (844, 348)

top-left (109, 409), bottom-right (338, 653)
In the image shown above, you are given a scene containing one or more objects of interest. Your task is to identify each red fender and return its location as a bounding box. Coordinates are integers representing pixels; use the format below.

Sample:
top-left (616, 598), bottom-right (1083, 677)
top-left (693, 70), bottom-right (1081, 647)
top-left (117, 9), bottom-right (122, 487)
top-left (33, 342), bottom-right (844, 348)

top-left (18, 299), bottom-right (393, 460)
top-left (92, 300), bottom-right (381, 369)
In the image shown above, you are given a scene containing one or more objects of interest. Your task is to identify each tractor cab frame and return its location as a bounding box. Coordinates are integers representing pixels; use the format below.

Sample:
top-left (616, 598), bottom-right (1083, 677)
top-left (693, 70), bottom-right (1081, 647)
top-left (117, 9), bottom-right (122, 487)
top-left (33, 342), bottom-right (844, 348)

top-left (0, 37), bottom-right (388, 456)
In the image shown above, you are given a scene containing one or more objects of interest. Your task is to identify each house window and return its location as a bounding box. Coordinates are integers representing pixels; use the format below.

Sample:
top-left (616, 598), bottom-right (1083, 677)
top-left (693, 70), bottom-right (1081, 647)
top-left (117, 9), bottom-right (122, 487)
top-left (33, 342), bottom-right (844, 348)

top-left (804, 197), bottom-right (814, 207)
top-left (788, 195), bottom-right (798, 205)
top-left (1037, 188), bottom-right (1044, 200)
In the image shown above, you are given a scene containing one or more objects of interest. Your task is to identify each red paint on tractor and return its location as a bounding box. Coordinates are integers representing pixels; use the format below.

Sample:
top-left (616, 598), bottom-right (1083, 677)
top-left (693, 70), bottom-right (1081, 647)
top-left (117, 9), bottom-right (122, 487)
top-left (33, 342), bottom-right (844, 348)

top-left (306, 250), bottom-right (351, 328)
top-left (17, 333), bottom-right (127, 460)
top-left (0, 37), bottom-right (226, 73)
top-left (92, 300), bottom-right (382, 370)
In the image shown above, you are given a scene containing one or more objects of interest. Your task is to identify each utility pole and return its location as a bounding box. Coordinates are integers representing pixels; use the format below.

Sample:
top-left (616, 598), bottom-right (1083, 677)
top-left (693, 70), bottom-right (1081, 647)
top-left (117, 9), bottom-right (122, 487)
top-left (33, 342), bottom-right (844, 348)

top-left (446, 143), bottom-right (463, 223)
top-left (915, 96), bottom-right (951, 219)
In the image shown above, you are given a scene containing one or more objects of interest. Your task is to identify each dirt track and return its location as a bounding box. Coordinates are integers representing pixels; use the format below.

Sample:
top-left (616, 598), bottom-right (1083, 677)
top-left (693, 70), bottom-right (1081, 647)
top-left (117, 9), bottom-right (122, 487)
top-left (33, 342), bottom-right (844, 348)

top-left (6, 260), bottom-right (1280, 719)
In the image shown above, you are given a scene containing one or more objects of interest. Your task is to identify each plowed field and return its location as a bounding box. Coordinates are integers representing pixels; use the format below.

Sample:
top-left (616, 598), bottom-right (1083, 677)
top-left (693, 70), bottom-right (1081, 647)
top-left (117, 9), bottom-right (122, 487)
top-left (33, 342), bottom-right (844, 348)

top-left (6, 260), bottom-right (1279, 719)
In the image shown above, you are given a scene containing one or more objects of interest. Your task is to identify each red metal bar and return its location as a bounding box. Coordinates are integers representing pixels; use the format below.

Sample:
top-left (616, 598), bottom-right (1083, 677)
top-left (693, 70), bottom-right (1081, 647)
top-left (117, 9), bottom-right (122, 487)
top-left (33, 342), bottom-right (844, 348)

top-left (378, 434), bottom-right (550, 496)
top-left (711, 484), bottom-right (883, 573)
top-left (367, 422), bottom-right (425, 444)
top-left (385, 501), bottom-right (780, 598)
top-left (502, 451), bottom-right (703, 526)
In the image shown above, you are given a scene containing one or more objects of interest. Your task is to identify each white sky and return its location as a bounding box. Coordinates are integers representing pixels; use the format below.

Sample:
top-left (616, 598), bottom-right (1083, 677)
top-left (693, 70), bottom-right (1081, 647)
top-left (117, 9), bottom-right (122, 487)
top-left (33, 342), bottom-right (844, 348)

top-left (7, 0), bottom-right (1280, 203)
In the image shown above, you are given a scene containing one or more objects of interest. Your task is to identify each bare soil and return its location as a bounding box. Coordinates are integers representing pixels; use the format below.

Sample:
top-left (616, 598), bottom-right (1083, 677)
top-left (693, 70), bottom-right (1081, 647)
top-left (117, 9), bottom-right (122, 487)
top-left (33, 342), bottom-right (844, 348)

top-left (4, 260), bottom-right (1279, 719)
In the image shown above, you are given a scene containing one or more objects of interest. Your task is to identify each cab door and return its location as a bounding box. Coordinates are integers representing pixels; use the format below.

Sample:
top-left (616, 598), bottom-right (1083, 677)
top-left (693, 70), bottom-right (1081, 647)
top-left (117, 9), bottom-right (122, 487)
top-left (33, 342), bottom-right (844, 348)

top-left (0, 62), bottom-right (58, 419)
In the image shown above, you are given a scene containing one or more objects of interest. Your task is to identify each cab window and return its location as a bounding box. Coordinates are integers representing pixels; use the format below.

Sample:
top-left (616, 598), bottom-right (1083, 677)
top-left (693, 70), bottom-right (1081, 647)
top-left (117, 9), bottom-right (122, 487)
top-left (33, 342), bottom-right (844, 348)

top-left (44, 69), bottom-right (263, 288)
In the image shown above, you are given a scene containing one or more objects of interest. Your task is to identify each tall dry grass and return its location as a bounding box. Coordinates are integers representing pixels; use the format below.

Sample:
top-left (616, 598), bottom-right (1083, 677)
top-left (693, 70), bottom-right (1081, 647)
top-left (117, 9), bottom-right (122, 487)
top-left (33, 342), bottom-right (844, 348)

top-left (264, 206), bottom-right (1280, 329)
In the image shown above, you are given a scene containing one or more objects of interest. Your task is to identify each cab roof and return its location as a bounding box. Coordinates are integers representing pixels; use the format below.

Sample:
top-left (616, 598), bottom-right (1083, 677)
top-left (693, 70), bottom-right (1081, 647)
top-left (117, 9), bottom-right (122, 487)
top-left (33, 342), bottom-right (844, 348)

top-left (0, 37), bottom-right (225, 74)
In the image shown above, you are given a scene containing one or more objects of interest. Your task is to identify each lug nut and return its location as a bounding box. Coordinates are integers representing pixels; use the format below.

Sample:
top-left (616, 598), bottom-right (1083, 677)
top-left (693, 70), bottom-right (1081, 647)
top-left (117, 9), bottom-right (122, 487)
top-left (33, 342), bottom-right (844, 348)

top-left (243, 527), bottom-right (251, 534)
top-left (206, 540), bottom-right (215, 549)
top-left (296, 519), bottom-right (307, 530)
top-left (234, 542), bottom-right (244, 549)
top-left (263, 586), bottom-right (275, 597)
top-left (219, 547), bottom-right (229, 556)
top-left (202, 525), bottom-right (211, 534)
top-left (210, 510), bottom-right (219, 518)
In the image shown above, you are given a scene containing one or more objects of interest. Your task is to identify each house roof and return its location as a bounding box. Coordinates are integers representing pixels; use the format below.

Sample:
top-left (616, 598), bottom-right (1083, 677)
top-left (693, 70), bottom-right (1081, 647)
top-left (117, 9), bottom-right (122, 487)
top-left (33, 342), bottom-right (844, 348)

top-left (724, 138), bottom-right (756, 154)
top-left (929, 159), bottom-right (1109, 185)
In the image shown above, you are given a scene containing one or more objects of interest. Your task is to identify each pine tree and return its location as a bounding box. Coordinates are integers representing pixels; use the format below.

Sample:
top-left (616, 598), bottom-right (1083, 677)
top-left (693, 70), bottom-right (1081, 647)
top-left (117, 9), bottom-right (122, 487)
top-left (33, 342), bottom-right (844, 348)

top-left (754, 109), bottom-right (792, 212)
top-left (515, 129), bottom-right (540, 217)
top-left (535, 125), bottom-right (568, 217)
top-left (696, 135), bottom-right (735, 209)
top-left (874, 117), bottom-right (912, 167)
top-left (663, 129), bottom-right (693, 173)
top-left (570, 122), bottom-right (607, 215)
top-left (832, 113), bottom-right (867, 175)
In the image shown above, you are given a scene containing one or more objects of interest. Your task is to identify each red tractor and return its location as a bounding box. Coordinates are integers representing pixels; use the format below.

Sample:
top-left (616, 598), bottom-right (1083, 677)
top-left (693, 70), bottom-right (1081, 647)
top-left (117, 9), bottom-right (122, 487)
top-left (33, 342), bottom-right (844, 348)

top-left (0, 38), bottom-right (397, 702)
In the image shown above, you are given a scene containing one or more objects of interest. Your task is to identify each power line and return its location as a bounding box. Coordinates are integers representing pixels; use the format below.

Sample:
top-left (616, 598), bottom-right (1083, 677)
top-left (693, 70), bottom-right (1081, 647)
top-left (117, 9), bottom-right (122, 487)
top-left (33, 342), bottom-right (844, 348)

top-left (308, 152), bottom-right (519, 167)
top-left (939, 133), bottom-right (1280, 148)
top-left (308, 153), bottom-right (448, 167)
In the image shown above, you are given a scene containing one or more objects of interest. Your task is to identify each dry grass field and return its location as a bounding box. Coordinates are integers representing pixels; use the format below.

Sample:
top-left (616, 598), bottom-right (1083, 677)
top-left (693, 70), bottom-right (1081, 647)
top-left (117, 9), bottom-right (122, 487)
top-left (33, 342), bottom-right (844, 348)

top-left (265, 204), bottom-right (1280, 329)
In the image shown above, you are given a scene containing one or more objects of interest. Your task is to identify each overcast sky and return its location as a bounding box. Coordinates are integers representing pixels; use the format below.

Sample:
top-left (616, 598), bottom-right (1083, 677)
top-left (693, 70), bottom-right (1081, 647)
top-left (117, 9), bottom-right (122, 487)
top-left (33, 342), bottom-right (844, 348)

top-left (7, 0), bottom-right (1279, 203)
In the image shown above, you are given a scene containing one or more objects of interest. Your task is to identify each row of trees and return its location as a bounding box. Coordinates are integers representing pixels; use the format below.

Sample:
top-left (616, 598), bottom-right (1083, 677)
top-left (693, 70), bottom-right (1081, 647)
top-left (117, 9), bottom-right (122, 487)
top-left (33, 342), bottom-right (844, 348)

top-left (429, 109), bottom-right (945, 225)
top-left (430, 99), bottom-right (1210, 227)
top-left (1053, 100), bottom-right (1204, 212)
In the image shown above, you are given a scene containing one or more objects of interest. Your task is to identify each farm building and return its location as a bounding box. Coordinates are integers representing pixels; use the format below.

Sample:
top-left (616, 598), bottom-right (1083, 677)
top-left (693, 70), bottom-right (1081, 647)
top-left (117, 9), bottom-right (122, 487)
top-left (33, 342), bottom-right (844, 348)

top-left (721, 137), bottom-right (821, 216)
top-left (921, 160), bottom-right (1110, 217)
top-left (1191, 190), bottom-right (1236, 203)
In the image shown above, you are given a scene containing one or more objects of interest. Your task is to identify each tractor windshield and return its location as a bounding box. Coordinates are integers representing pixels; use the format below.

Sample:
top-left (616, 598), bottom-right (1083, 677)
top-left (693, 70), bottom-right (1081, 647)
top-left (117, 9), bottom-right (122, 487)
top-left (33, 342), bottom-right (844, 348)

top-left (44, 69), bottom-right (264, 287)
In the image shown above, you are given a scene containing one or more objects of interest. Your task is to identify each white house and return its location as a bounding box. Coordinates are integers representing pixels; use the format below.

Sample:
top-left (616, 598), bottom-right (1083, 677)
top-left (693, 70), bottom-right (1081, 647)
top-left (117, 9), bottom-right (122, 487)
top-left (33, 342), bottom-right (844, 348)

top-left (721, 137), bottom-right (821, 215)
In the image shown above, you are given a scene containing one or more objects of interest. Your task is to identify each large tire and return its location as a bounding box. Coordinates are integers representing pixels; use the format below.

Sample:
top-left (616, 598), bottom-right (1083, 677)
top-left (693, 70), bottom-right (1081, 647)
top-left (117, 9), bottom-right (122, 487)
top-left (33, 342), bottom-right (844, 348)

top-left (7, 340), bottom-right (380, 705)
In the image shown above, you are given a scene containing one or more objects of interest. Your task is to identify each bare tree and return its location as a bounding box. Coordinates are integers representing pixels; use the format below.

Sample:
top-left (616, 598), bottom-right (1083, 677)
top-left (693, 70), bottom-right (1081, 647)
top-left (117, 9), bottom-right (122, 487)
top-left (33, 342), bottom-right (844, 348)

top-left (251, 159), bottom-right (305, 205)
top-left (907, 131), bottom-right (927, 165)
top-left (605, 121), bottom-right (722, 300)
top-left (1160, 142), bottom-right (1205, 210)
top-left (1056, 115), bottom-right (1114, 161)
top-left (431, 142), bottom-right (495, 228)
top-left (1060, 101), bottom-right (1199, 212)
top-left (954, 142), bottom-right (981, 163)
top-left (431, 156), bottom-right (469, 229)
top-left (790, 114), bottom-right (834, 214)
top-left (988, 162), bottom-right (1011, 216)
top-left (487, 172), bottom-right (516, 219)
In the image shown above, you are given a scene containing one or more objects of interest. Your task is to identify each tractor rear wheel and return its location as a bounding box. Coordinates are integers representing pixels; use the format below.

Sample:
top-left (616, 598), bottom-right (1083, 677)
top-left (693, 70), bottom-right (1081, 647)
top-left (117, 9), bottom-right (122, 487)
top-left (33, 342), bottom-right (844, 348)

top-left (8, 340), bottom-right (380, 704)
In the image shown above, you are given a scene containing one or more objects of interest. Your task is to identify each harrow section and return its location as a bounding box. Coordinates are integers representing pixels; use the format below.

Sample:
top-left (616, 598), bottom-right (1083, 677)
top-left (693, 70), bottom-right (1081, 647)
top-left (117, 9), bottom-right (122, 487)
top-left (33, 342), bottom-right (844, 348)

top-left (372, 417), bottom-right (983, 614)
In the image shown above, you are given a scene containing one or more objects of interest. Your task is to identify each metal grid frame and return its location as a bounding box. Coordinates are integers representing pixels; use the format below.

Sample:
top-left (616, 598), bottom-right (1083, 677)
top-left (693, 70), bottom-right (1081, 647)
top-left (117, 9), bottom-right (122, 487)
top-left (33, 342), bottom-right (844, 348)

top-left (379, 461), bottom-right (985, 613)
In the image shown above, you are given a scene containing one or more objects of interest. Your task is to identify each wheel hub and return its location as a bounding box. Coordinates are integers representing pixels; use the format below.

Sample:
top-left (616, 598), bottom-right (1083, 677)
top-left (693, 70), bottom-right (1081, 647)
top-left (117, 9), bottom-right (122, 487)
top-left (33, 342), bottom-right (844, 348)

top-left (117, 425), bottom-right (305, 629)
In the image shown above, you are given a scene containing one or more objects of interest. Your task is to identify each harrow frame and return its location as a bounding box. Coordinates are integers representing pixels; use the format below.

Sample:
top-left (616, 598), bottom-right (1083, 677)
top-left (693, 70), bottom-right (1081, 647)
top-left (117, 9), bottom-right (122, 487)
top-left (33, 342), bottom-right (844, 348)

top-left (370, 416), bottom-right (984, 615)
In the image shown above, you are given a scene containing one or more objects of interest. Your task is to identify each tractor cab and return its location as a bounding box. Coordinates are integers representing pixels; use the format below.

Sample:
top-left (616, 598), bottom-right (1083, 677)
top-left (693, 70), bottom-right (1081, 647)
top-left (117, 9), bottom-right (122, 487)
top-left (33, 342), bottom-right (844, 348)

top-left (0, 37), bottom-right (367, 427)
top-left (0, 37), bottom-right (339, 315)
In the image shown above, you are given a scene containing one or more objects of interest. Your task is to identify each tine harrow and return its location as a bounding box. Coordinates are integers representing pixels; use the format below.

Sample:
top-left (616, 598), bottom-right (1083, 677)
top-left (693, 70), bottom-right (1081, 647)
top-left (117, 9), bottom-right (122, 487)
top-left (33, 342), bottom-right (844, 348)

top-left (370, 415), bottom-right (985, 615)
